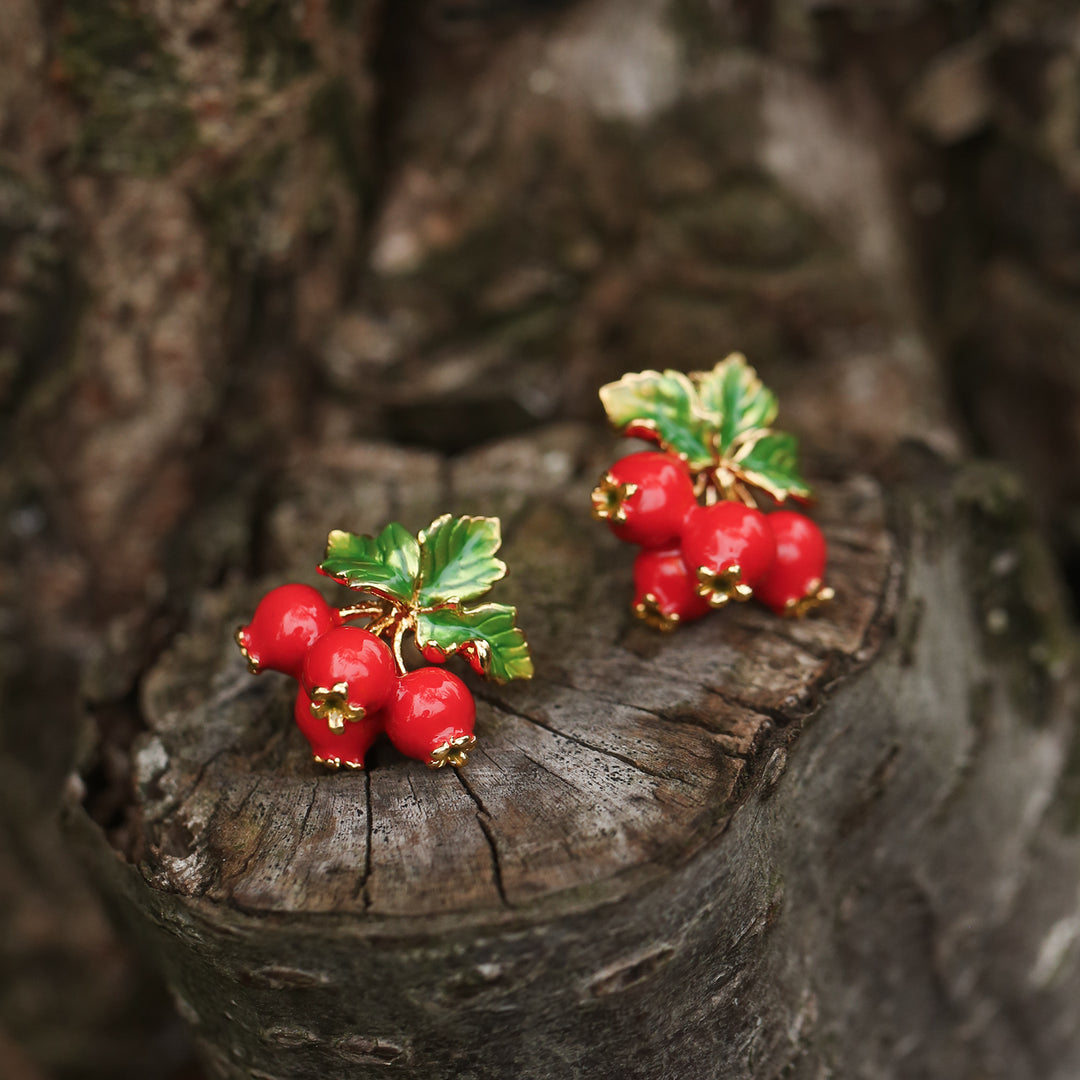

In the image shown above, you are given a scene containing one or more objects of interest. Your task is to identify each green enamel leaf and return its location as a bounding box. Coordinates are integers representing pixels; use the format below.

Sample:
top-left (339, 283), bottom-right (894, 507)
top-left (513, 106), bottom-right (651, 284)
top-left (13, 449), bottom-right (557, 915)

top-left (416, 603), bottom-right (533, 684)
top-left (599, 369), bottom-right (715, 469)
top-left (733, 432), bottom-right (812, 503)
top-left (417, 515), bottom-right (507, 606)
top-left (319, 522), bottom-right (420, 603)
top-left (693, 353), bottom-right (779, 456)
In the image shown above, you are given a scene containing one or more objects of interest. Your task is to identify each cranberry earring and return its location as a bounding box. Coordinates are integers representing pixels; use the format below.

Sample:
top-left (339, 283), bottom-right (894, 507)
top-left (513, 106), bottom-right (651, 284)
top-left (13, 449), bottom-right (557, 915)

top-left (236, 515), bottom-right (533, 770)
top-left (593, 354), bottom-right (834, 630)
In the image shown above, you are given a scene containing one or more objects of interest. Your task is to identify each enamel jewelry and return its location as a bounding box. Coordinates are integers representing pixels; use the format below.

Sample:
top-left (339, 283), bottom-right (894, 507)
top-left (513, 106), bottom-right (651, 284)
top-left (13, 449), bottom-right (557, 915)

top-left (237, 515), bottom-right (533, 769)
top-left (592, 354), bottom-right (834, 631)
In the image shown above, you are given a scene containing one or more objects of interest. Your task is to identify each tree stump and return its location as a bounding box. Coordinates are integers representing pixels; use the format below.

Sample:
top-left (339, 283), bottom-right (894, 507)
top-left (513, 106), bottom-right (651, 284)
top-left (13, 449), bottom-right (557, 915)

top-left (67, 427), bottom-right (1079, 1079)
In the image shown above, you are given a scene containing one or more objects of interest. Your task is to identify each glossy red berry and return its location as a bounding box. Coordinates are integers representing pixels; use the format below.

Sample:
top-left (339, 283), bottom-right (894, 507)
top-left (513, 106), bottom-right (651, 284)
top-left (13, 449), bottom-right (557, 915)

top-left (301, 626), bottom-right (397, 734)
top-left (293, 686), bottom-right (383, 769)
top-left (458, 642), bottom-right (489, 677)
top-left (623, 421), bottom-right (662, 445)
top-left (591, 451), bottom-right (697, 549)
top-left (681, 502), bottom-right (776, 608)
top-left (632, 546), bottom-right (710, 631)
top-left (419, 640), bottom-right (490, 676)
top-left (235, 583), bottom-right (336, 678)
top-left (419, 643), bottom-right (447, 665)
top-left (756, 511), bottom-right (834, 617)
top-left (385, 667), bottom-right (477, 768)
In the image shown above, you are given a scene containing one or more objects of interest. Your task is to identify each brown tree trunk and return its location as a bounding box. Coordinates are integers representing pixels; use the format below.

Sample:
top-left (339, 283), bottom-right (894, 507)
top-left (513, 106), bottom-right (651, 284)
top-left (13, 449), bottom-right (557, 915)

top-left (2, 1), bottom-right (1080, 1077)
top-left (68, 432), bottom-right (1080, 1079)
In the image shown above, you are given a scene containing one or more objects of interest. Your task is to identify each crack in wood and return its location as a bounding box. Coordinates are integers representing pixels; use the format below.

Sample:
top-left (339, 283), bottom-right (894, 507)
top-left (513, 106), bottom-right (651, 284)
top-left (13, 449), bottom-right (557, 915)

top-left (145, 744), bottom-right (231, 829)
top-left (454, 767), bottom-right (510, 909)
top-left (490, 675), bottom-right (769, 773)
top-left (352, 770), bottom-right (375, 910)
top-left (477, 692), bottom-right (680, 782)
top-left (291, 781), bottom-right (318, 867)
top-left (224, 779), bottom-right (267, 884)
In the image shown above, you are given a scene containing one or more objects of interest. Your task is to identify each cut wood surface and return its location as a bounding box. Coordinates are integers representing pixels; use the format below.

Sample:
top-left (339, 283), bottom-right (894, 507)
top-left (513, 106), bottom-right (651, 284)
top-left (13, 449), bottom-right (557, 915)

top-left (130, 427), bottom-right (891, 921)
top-left (68, 426), bottom-right (1080, 1079)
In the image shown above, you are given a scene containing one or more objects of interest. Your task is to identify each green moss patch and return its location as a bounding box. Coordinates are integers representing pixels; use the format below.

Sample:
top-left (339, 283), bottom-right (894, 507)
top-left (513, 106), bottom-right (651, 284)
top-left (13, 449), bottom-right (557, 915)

top-left (58, 0), bottom-right (196, 174)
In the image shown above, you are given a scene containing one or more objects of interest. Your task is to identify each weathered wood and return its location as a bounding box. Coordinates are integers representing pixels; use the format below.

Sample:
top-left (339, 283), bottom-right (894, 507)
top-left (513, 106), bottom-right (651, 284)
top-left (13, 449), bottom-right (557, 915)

top-left (121, 428), bottom-right (889, 918)
top-left (67, 429), bottom-right (1080, 1078)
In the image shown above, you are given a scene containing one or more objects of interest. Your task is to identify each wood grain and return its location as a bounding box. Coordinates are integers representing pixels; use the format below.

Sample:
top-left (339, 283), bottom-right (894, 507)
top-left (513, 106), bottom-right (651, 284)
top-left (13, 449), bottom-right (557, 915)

top-left (128, 427), bottom-right (891, 924)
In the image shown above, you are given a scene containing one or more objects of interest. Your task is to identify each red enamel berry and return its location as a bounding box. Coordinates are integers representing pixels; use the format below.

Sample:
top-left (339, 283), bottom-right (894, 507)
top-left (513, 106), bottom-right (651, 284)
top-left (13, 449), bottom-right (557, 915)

top-left (632, 546), bottom-right (711, 631)
top-left (293, 686), bottom-right (384, 769)
top-left (623, 421), bottom-right (662, 445)
top-left (756, 510), bottom-right (834, 617)
top-left (419, 643), bottom-right (447, 665)
top-left (300, 626), bottom-right (397, 734)
top-left (681, 502), bottom-right (776, 608)
top-left (235, 583), bottom-right (337, 678)
top-left (385, 667), bottom-right (477, 769)
top-left (591, 451), bottom-right (696, 549)
top-left (419, 641), bottom-right (487, 676)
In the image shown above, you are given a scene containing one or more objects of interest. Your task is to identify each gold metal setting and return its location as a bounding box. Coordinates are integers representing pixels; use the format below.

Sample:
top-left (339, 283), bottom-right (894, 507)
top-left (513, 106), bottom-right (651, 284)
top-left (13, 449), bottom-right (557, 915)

top-left (234, 626), bottom-right (261, 674)
top-left (590, 473), bottom-right (639, 524)
top-left (691, 466), bottom-right (760, 508)
top-left (632, 592), bottom-right (679, 633)
top-left (309, 682), bottom-right (366, 733)
top-left (783, 579), bottom-right (836, 618)
top-left (427, 734), bottom-right (476, 770)
top-left (312, 754), bottom-right (365, 770)
top-left (695, 564), bottom-right (754, 608)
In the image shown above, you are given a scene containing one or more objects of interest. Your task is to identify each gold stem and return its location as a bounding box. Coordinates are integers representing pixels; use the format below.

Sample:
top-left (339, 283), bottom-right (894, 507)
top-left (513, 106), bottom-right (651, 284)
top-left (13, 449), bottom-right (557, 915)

top-left (338, 596), bottom-right (415, 674)
top-left (366, 610), bottom-right (397, 638)
top-left (731, 480), bottom-right (758, 507)
top-left (337, 601), bottom-right (386, 621)
top-left (390, 619), bottom-right (410, 676)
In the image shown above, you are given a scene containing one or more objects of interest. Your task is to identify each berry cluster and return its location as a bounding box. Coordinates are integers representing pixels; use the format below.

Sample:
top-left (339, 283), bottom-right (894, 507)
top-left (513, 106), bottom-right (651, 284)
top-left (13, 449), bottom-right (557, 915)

top-left (236, 515), bottom-right (532, 770)
top-left (592, 355), bottom-right (834, 631)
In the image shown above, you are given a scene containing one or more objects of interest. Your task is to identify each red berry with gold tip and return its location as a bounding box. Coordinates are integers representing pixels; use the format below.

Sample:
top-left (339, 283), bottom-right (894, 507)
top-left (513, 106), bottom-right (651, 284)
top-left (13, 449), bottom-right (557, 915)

top-left (235, 583), bottom-right (336, 678)
top-left (681, 502), bottom-right (776, 608)
top-left (591, 451), bottom-right (696, 549)
top-left (632, 547), bottom-right (710, 631)
top-left (624, 421), bottom-right (662, 445)
top-left (385, 667), bottom-right (477, 769)
top-left (293, 685), bottom-right (384, 769)
top-left (757, 511), bottom-right (834, 617)
top-left (419, 643), bottom-right (447, 665)
top-left (459, 641), bottom-right (488, 677)
top-left (301, 626), bottom-right (397, 735)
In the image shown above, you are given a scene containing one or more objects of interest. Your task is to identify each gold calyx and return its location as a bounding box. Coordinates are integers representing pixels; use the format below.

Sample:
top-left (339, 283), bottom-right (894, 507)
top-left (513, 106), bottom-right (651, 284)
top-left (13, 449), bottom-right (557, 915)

top-left (632, 592), bottom-right (679, 632)
top-left (234, 626), bottom-right (261, 674)
top-left (427, 734), bottom-right (477, 770)
top-left (695, 564), bottom-right (753, 607)
top-left (309, 681), bottom-right (366, 733)
top-left (312, 754), bottom-right (364, 770)
top-left (783, 579), bottom-right (835, 618)
top-left (591, 473), bottom-right (638, 524)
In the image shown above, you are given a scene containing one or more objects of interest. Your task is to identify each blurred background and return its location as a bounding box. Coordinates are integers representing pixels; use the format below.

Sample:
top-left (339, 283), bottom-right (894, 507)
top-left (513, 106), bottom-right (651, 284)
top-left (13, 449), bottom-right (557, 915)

top-left (2, 0), bottom-right (1079, 1076)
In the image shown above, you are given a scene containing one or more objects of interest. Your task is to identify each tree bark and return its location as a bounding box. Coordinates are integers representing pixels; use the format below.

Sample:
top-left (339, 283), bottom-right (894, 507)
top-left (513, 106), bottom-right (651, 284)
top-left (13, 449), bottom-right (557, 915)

top-left (3, 1), bottom-right (1080, 1076)
top-left (67, 429), bottom-right (1080, 1079)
